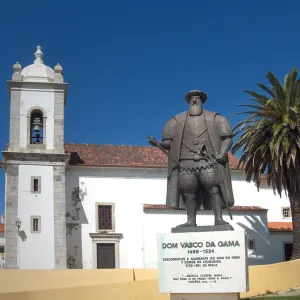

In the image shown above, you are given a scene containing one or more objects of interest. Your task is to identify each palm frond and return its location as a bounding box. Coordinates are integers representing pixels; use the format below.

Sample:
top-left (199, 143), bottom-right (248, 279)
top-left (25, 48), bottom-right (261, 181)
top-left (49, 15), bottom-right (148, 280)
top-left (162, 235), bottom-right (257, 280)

top-left (284, 68), bottom-right (297, 90)
top-left (256, 83), bottom-right (275, 98)
top-left (233, 68), bottom-right (300, 196)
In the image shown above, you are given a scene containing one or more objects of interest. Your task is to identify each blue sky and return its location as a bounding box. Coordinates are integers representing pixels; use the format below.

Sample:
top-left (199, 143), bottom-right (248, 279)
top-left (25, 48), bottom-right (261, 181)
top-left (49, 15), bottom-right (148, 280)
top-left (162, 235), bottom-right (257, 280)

top-left (1, 0), bottom-right (300, 214)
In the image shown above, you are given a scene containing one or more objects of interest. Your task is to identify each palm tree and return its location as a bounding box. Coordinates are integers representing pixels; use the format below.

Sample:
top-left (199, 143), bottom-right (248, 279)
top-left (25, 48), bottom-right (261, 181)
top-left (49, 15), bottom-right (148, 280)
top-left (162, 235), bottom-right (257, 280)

top-left (232, 68), bottom-right (300, 260)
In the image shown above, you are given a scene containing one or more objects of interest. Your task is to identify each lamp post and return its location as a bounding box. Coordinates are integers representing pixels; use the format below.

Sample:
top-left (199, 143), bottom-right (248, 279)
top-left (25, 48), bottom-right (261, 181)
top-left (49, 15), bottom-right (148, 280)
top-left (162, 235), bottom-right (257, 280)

top-left (16, 218), bottom-right (21, 233)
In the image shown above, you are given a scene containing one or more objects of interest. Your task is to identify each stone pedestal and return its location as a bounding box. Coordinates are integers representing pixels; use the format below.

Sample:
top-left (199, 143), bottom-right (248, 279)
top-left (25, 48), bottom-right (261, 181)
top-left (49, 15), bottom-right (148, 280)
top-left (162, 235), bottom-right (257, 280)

top-left (157, 229), bottom-right (248, 296)
top-left (171, 224), bottom-right (234, 233)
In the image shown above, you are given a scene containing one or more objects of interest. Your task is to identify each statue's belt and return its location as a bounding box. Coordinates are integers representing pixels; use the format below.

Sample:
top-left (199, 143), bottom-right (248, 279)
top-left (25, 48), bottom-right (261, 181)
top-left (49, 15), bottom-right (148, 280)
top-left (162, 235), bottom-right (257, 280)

top-left (181, 139), bottom-right (213, 164)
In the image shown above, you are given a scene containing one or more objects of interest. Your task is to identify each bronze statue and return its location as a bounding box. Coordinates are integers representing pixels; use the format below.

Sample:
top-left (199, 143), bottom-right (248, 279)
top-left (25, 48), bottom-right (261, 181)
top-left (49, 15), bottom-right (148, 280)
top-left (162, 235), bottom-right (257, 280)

top-left (149, 90), bottom-right (234, 228)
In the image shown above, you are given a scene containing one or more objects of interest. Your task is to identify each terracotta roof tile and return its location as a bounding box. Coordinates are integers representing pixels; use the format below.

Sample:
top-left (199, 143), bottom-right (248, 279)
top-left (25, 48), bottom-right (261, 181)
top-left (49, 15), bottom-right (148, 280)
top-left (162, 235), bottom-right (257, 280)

top-left (268, 222), bottom-right (293, 232)
top-left (0, 224), bottom-right (4, 233)
top-left (64, 144), bottom-right (241, 169)
top-left (143, 204), bottom-right (267, 211)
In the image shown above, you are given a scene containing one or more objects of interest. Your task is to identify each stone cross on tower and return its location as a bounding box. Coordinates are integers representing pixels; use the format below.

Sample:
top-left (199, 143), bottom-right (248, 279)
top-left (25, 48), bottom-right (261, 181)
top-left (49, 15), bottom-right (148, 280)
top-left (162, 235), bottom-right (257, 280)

top-left (34, 46), bottom-right (44, 64)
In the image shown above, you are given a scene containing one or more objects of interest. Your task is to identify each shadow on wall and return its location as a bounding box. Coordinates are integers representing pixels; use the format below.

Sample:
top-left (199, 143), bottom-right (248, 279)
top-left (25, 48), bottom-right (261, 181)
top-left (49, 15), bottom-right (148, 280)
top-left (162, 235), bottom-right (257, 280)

top-left (237, 214), bottom-right (272, 266)
top-left (19, 230), bottom-right (27, 242)
top-left (68, 152), bottom-right (85, 165)
top-left (66, 181), bottom-right (88, 269)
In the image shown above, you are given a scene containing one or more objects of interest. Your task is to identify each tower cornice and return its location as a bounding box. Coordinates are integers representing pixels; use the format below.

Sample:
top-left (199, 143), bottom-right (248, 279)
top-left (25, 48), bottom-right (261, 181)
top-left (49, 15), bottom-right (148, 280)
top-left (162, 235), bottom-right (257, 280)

top-left (7, 80), bottom-right (68, 105)
top-left (1, 151), bottom-right (71, 167)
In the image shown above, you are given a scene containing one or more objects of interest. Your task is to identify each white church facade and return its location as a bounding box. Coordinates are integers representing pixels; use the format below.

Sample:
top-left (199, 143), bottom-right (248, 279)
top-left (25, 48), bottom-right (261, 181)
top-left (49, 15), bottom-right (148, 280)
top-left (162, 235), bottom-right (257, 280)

top-left (1, 47), bottom-right (294, 270)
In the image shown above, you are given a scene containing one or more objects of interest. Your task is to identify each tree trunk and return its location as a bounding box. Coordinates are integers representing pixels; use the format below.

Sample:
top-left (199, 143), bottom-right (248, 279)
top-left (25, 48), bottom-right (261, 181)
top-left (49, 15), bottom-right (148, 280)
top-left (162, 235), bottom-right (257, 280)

top-left (289, 191), bottom-right (300, 260)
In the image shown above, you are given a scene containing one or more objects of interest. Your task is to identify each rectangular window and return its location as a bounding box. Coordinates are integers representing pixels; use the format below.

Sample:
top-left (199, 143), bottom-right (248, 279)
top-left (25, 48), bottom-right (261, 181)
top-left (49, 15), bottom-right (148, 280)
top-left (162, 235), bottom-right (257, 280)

top-left (31, 216), bottom-right (41, 233)
top-left (248, 239), bottom-right (255, 250)
top-left (33, 218), bottom-right (38, 231)
top-left (282, 207), bottom-right (291, 219)
top-left (33, 179), bottom-right (39, 192)
top-left (98, 205), bottom-right (112, 230)
top-left (31, 176), bottom-right (41, 194)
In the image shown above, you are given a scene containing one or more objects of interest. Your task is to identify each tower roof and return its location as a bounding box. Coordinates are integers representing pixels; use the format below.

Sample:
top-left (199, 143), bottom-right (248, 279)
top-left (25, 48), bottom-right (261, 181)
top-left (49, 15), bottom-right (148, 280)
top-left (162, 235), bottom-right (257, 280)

top-left (21, 46), bottom-right (55, 83)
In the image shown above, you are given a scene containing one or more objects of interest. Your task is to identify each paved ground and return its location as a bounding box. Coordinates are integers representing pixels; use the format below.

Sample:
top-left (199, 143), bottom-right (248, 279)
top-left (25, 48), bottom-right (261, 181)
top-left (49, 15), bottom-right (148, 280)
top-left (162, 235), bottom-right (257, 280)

top-left (276, 287), bottom-right (300, 297)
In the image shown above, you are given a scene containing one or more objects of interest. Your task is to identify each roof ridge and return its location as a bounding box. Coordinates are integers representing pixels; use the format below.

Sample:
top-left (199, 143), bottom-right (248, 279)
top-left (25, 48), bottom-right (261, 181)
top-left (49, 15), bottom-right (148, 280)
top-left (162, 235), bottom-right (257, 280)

top-left (63, 143), bottom-right (239, 156)
top-left (64, 143), bottom-right (153, 148)
top-left (63, 143), bottom-right (242, 169)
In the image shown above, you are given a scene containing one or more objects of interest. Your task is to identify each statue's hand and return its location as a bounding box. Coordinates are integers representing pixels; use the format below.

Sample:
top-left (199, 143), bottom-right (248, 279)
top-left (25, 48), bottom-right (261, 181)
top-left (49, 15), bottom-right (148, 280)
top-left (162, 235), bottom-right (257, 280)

top-left (148, 136), bottom-right (171, 150)
top-left (215, 153), bottom-right (227, 165)
top-left (148, 136), bottom-right (159, 147)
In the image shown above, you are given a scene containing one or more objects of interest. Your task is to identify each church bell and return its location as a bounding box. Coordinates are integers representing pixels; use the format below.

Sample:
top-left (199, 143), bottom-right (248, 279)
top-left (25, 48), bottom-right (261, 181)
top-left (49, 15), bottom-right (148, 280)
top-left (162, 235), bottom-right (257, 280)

top-left (32, 117), bottom-right (42, 132)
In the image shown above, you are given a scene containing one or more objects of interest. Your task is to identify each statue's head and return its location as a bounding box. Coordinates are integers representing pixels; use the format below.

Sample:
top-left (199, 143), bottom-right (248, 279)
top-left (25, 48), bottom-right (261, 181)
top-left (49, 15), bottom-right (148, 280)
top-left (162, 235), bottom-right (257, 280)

top-left (184, 90), bottom-right (207, 116)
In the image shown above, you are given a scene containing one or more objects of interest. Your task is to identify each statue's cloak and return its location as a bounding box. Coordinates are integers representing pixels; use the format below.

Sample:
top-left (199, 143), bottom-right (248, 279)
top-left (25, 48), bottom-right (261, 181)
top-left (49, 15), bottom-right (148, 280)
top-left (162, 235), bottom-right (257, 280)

top-left (162, 110), bottom-right (235, 210)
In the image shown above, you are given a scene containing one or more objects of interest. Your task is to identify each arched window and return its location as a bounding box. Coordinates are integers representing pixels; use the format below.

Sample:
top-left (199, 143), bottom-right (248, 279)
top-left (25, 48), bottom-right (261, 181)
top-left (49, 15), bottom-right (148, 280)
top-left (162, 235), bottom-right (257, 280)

top-left (30, 110), bottom-right (44, 144)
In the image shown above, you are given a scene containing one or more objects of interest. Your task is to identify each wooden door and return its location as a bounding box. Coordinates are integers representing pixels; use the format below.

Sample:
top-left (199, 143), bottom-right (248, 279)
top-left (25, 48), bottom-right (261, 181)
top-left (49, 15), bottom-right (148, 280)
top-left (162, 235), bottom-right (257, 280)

top-left (97, 243), bottom-right (116, 269)
top-left (284, 243), bottom-right (293, 261)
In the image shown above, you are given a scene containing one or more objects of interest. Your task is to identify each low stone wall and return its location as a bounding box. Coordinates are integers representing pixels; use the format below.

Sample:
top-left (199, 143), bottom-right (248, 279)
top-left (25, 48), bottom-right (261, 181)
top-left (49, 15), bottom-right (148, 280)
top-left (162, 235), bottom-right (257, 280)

top-left (241, 259), bottom-right (300, 298)
top-left (0, 269), bottom-right (134, 294)
top-left (0, 260), bottom-right (299, 299)
top-left (0, 280), bottom-right (167, 300)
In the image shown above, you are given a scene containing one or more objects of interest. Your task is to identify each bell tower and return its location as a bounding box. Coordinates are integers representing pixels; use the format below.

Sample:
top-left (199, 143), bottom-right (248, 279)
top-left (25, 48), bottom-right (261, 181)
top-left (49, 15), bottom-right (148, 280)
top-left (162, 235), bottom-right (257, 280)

top-left (2, 46), bottom-right (70, 269)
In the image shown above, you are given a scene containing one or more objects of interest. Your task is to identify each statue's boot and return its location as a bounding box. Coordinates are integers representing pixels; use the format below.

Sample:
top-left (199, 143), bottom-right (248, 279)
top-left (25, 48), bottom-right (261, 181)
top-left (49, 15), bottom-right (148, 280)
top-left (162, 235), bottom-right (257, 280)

top-left (176, 193), bottom-right (197, 227)
top-left (210, 189), bottom-right (229, 226)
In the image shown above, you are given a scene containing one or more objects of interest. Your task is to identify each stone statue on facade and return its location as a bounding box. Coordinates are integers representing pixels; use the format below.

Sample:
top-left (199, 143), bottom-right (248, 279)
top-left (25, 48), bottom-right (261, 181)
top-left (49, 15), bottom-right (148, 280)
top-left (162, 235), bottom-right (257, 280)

top-left (149, 90), bottom-right (235, 230)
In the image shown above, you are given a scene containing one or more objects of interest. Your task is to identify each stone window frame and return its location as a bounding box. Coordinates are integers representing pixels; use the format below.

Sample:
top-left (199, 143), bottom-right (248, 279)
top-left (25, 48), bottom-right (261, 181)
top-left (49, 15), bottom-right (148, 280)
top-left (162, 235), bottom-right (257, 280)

top-left (89, 233), bottom-right (123, 269)
top-left (282, 207), bottom-right (291, 219)
top-left (30, 216), bottom-right (41, 233)
top-left (31, 176), bottom-right (41, 194)
top-left (27, 106), bottom-right (47, 149)
top-left (95, 202), bottom-right (115, 233)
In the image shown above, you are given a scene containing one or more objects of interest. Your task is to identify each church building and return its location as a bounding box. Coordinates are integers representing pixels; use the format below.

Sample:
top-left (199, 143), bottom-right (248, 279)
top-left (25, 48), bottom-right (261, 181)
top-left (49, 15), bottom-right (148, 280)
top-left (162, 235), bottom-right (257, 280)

top-left (1, 47), bottom-right (294, 269)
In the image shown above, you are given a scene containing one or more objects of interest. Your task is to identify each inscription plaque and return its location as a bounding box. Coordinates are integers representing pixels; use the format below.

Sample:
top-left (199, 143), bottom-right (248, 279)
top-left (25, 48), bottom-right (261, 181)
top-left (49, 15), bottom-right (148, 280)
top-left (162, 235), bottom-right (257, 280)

top-left (157, 230), bottom-right (248, 293)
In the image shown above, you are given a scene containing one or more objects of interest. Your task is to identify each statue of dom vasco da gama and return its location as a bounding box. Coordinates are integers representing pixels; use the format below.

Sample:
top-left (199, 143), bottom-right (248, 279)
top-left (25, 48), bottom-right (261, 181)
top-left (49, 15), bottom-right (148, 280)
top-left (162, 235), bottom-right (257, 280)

top-left (149, 90), bottom-right (235, 229)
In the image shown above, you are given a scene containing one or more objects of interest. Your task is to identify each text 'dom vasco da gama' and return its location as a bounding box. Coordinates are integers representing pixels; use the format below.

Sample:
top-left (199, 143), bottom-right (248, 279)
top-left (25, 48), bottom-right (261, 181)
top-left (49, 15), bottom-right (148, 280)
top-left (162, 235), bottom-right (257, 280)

top-left (157, 231), bottom-right (248, 294)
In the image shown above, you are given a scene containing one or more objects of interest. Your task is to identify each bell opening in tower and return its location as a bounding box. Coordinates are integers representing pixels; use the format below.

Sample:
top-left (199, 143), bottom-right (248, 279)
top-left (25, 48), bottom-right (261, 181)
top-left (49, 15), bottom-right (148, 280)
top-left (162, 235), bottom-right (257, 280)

top-left (30, 110), bottom-right (43, 144)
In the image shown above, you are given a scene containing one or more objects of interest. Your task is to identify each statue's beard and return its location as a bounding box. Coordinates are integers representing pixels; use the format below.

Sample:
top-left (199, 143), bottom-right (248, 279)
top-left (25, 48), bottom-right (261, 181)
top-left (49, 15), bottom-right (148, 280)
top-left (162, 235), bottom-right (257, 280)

top-left (188, 104), bottom-right (203, 116)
